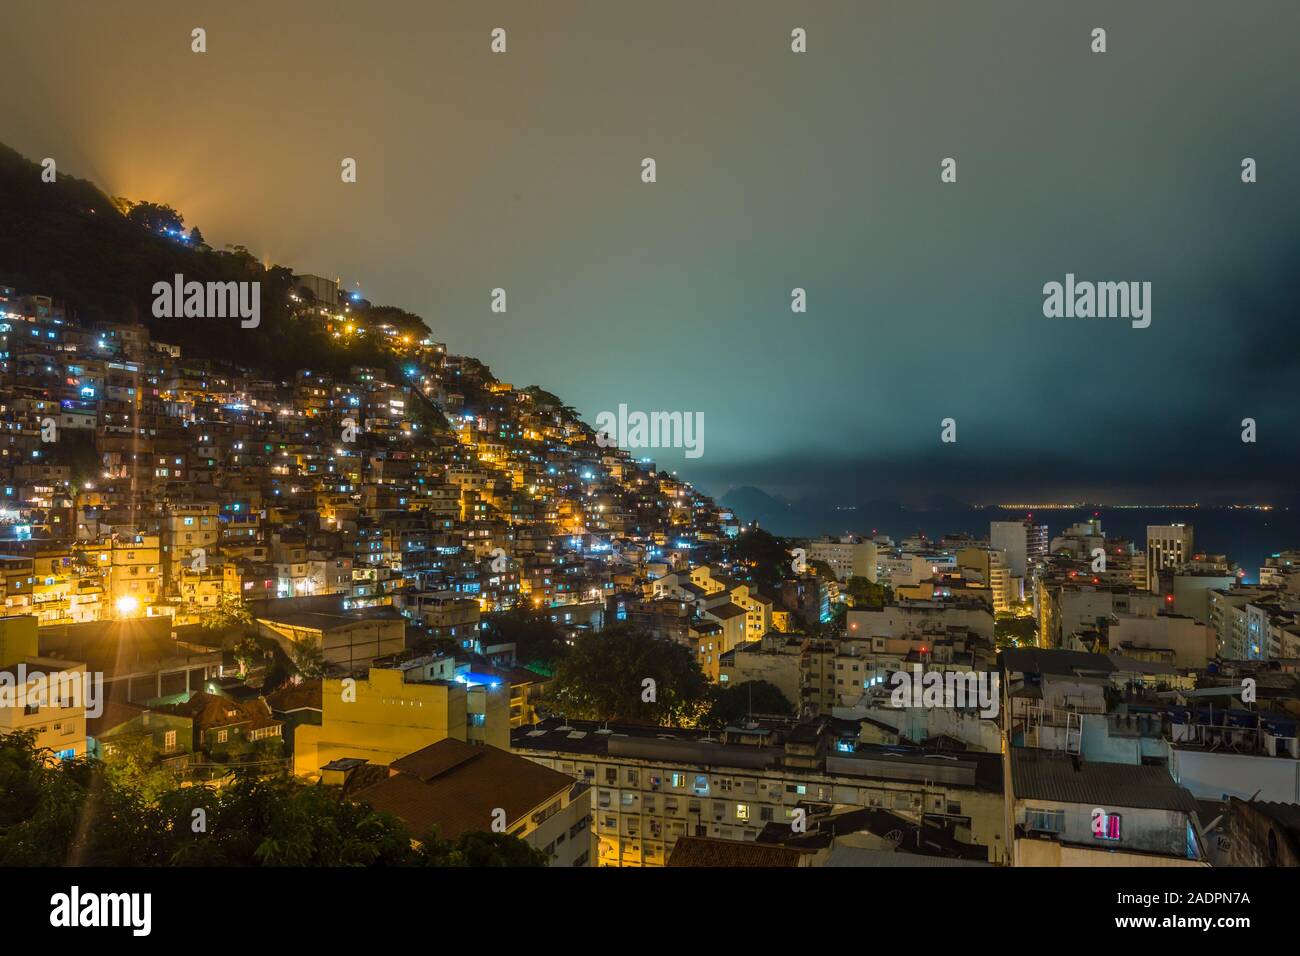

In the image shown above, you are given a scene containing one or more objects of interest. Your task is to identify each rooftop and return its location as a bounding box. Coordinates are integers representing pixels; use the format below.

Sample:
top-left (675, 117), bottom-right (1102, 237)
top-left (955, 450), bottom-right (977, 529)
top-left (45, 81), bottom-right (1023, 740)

top-left (1011, 748), bottom-right (1199, 814)
top-left (353, 739), bottom-right (577, 841)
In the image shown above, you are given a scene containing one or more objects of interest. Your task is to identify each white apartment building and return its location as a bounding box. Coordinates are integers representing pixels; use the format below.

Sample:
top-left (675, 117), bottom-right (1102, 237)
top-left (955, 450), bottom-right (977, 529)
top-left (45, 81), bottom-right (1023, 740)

top-left (806, 536), bottom-right (878, 583)
top-left (512, 717), bottom-right (1007, 867)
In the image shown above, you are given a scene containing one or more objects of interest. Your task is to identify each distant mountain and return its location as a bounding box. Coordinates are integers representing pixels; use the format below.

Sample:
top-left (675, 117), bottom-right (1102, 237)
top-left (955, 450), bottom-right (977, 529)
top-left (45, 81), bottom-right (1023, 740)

top-left (718, 486), bottom-right (791, 525)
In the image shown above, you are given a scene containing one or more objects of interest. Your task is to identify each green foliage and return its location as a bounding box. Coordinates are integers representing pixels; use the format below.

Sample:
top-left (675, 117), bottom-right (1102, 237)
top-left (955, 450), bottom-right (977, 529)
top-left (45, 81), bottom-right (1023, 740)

top-left (124, 200), bottom-right (184, 234)
top-left (545, 624), bottom-right (709, 725)
top-left (0, 733), bottom-right (163, 866)
top-left (362, 304), bottom-right (430, 335)
top-left (845, 575), bottom-right (890, 608)
top-left (100, 734), bottom-right (180, 804)
top-left (481, 606), bottom-right (568, 675)
top-left (411, 828), bottom-right (549, 867)
top-left (0, 733), bottom-right (543, 867)
top-left (729, 526), bottom-right (793, 588)
top-left (231, 634), bottom-right (262, 677)
top-left (290, 638), bottom-right (327, 679)
top-left (995, 612), bottom-right (1038, 648)
top-left (807, 559), bottom-right (835, 581)
top-left (204, 593), bottom-right (253, 631)
top-left (703, 680), bottom-right (794, 729)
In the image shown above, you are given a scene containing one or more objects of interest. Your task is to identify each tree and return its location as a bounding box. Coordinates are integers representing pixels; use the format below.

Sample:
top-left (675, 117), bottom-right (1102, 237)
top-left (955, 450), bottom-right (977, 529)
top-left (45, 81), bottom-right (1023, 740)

top-left (729, 526), bottom-right (794, 588)
top-left (232, 634), bottom-right (262, 678)
top-left (995, 613), bottom-right (1037, 648)
top-left (411, 829), bottom-right (549, 867)
top-left (125, 200), bottom-right (184, 235)
top-left (845, 575), bottom-right (890, 608)
top-left (0, 733), bottom-right (503, 867)
top-left (290, 639), bottom-right (327, 679)
top-left (100, 734), bottom-right (179, 803)
top-left (0, 731), bottom-right (164, 866)
top-left (544, 625), bottom-right (709, 725)
top-left (363, 304), bottom-right (430, 335)
top-left (704, 680), bottom-right (794, 728)
top-left (808, 559), bottom-right (835, 581)
top-left (203, 592), bottom-right (253, 631)
top-left (481, 607), bottom-right (568, 675)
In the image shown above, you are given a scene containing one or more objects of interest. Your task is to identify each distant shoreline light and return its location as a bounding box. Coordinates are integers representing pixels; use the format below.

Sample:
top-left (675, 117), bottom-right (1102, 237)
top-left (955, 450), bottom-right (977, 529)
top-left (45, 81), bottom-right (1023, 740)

top-left (974, 503), bottom-right (1275, 511)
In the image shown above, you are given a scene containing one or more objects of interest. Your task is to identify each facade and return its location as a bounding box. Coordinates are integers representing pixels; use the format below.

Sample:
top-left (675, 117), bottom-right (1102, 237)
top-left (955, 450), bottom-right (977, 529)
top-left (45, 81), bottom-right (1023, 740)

top-left (1146, 524), bottom-right (1194, 595)
top-left (991, 520), bottom-right (1047, 580)
top-left (512, 717), bottom-right (1006, 867)
top-left (293, 654), bottom-right (509, 775)
top-left (1010, 748), bottom-right (1206, 866)
top-left (807, 536), bottom-right (878, 583)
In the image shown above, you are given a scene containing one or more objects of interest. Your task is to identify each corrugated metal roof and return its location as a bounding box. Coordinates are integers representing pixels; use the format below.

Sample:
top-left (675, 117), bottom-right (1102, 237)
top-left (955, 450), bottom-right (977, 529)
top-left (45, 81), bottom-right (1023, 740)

top-left (1251, 801), bottom-right (1300, 835)
top-left (1002, 647), bottom-right (1117, 677)
top-left (1012, 748), bottom-right (1198, 813)
top-left (823, 846), bottom-right (992, 867)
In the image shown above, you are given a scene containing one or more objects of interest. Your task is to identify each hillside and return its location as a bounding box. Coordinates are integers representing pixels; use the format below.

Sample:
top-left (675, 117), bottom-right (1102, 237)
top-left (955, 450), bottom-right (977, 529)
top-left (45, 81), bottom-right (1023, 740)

top-left (0, 144), bottom-right (409, 381)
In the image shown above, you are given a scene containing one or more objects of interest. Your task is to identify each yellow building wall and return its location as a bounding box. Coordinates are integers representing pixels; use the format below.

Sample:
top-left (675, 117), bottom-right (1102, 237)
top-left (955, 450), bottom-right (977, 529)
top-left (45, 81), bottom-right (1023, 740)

top-left (0, 615), bottom-right (38, 667)
top-left (293, 668), bottom-right (468, 776)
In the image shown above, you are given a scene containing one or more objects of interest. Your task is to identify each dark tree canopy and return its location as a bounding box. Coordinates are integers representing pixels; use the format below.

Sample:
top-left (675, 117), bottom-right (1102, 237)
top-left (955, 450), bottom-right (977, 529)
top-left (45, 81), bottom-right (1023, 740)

top-left (481, 606), bottom-right (568, 675)
top-left (0, 732), bottom-right (542, 867)
top-left (545, 625), bottom-right (709, 725)
top-left (729, 526), bottom-right (794, 588)
top-left (704, 680), bottom-right (795, 728)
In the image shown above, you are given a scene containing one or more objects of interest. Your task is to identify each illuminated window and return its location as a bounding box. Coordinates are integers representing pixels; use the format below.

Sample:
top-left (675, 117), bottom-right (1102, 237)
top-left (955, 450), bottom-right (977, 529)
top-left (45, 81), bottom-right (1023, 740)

top-left (1092, 810), bottom-right (1122, 841)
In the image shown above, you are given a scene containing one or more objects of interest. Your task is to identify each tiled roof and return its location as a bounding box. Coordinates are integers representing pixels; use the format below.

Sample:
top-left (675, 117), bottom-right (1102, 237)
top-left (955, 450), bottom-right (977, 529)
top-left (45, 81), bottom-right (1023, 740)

top-left (264, 678), bottom-right (323, 713)
top-left (155, 691), bottom-right (281, 731)
top-left (354, 739), bottom-right (574, 841)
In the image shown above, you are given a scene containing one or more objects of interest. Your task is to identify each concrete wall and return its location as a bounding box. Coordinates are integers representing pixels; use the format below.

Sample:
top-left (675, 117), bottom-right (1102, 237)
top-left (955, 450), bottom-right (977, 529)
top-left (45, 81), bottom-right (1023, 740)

top-left (1170, 748), bottom-right (1300, 803)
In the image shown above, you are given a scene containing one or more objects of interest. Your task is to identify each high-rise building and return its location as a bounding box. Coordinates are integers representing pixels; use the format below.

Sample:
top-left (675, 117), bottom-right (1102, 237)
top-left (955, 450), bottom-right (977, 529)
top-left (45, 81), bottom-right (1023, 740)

top-left (991, 519), bottom-right (1048, 579)
top-left (1146, 524), bottom-right (1194, 595)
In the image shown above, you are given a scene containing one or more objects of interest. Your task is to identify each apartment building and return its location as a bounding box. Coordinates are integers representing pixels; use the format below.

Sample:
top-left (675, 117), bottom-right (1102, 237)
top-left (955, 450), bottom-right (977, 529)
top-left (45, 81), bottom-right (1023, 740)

top-left (512, 716), bottom-right (1007, 867)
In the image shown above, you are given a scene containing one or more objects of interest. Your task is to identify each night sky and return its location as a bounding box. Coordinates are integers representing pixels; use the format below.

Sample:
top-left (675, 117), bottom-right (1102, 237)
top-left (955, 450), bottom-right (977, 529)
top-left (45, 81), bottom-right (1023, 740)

top-left (4, 0), bottom-right (1299, 507)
